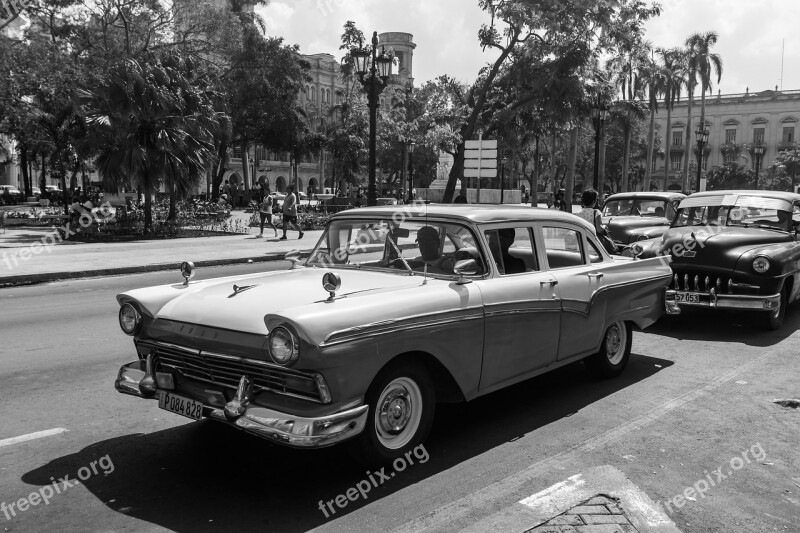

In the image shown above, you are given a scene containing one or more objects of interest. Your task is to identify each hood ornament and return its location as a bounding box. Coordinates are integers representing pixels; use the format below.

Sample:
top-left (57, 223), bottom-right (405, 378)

top-left (229, 284), bottom-right (260, 298)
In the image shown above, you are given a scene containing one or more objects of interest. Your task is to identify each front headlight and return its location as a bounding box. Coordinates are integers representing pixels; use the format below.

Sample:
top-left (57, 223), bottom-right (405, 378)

top-left (753, 257), bottom-right (771, 274)
top-left (119, 303), bottom-right (142, 336)
top-left (268, 326), bottom-right (299, 366)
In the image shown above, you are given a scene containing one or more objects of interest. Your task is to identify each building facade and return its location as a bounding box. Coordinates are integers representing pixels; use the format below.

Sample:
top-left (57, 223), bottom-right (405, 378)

top-left (652, 88), bottom-right (800, 191)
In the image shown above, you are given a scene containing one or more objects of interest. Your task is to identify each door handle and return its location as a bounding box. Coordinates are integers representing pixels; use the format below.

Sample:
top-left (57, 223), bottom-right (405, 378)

top-left (540, 280), bottom-right (558, 286)
top-left (587, 272), bottom-right (604, 279)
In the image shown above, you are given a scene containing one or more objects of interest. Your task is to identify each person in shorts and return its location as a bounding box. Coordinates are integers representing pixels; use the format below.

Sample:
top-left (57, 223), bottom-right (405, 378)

top-left (257, 195), bottom-right (278, 238)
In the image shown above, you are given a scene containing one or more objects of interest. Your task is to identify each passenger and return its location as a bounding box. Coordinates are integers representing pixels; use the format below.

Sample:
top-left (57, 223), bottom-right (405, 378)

top-left (497, 228), bottom-right (526, 274)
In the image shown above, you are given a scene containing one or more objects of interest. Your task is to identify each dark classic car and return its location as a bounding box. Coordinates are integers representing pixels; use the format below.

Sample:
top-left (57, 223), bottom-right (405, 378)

top-left (601, 192), bottom-right (686, 245)
top-left (114, 205), bottom-right (672, 463)
top-left (632, 190), bottom-right (800, 329)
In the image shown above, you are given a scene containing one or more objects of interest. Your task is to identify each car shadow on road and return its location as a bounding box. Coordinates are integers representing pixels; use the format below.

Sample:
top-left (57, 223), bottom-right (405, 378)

top-left (19, 354), bottom-right (672, 533)
top-left (644, 303), bottom-right (800, 347)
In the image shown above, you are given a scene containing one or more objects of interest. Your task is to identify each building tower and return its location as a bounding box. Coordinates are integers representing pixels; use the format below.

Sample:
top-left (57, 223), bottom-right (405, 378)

top-left (378, 32), bottom-right (416, 88)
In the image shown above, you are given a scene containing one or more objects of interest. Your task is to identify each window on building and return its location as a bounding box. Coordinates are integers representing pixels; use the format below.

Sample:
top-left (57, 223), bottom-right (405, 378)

top-left (724, 153), bottom-right (736, 163)
top-left (753, 128), bottom-right (765, 144)
top-left (652, 157), bottom-right (657, 171)
top-left (725, 129), bottom-right (736, 145)
top-left (783, 126), bottom-right (795, 143)
top-left (670, 154), bottom-right (682, 170)
top-left (672, 131), bottom-right (683, 146)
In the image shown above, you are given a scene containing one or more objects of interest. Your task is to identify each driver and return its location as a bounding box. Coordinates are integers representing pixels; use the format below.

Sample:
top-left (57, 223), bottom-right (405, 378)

top-left (416, 226), bottom-right (456, 275)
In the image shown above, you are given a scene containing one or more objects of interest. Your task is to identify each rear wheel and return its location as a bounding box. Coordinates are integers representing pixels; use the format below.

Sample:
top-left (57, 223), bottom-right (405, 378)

top-left (352, 360), bottom-right (435, 465)
top-left (761, 285), bottom-right (787, 331)
top-left (588, 321), bottom-right (632, 378)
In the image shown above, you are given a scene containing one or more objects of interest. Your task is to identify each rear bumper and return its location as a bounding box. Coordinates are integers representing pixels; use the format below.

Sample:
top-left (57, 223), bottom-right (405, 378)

top-left (665, 289), bottom-right (781, 312)
top-left (114, 360), bottom-right (368, 448)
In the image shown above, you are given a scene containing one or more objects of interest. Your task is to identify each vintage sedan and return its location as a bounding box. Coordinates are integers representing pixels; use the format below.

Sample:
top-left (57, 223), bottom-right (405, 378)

top-left (632, 190), bottom-right (800, 329)
top-left (114, 205), bottom-right (673, 463)
top-left (602, 192), bottom-right (685, 245)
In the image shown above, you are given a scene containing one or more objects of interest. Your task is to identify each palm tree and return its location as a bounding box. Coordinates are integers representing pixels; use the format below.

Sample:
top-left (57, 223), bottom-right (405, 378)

top-left (81, 53), bottom-right (220, 233)
top-left (640, 53), bottom-right (663, 192)
top-left (657, 48), bottom-right (687, 191)
top-left (687, 31), bottom-right (723, 191)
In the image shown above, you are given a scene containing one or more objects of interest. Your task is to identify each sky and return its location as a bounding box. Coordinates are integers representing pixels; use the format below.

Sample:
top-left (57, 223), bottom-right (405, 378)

top-left (256, 0), bottom-right (800, 95)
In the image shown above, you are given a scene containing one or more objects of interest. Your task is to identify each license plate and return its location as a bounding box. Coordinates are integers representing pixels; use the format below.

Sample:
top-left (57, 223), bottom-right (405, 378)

top-left (675, 292), bottom-right (701, 303)
top-left (157, 391), bottom-right (204, 420)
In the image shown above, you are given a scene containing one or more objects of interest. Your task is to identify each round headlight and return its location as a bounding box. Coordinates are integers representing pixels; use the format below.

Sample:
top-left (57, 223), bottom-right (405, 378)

top-left (753, 257), bottom-right (771, 274)
top-left (119, 303), bottom-right (141, 336)
top-left (268, 326), bottom-right (299, 366)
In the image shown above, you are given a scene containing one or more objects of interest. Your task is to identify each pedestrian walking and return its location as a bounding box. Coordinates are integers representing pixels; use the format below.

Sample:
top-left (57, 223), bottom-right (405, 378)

top-left (576, 188), bottom-right (617, 254)
top-left (257, 195), bottom-right (279, 238)
top-left (280, 185), bottom-right (304, 240)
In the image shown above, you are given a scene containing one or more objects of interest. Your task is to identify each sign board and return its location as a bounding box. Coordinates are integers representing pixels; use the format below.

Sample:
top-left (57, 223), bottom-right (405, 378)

top-left (465, 139), bottom-right (497, 150)
top-left (0, 0), bottom-right (31, 31)
top-left (464, 149), bottom-right (498, 160)
top-left (464, 158), bottom-right (497, 169)
top-left (464, 168), bottom-right (498, 178)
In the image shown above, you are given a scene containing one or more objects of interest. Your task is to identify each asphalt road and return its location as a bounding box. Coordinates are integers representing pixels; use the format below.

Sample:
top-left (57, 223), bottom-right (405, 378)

top-left (1, 264), bottom-right (799, 533)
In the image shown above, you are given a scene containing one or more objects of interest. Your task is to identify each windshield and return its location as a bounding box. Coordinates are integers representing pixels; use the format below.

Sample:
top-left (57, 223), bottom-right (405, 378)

top-left (306, 218), bottom-right (482, 276)
top-left (603, 198), bottom-right (673, 219)
top-left (672, 195), bottom-right (796, 231)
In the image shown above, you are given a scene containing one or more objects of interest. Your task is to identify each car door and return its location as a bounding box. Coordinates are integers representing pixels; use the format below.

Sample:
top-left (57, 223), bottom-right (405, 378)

top-left (538, 224), bottom-right (608, 360)
top-left (475, 225), bottom-right (561, 393)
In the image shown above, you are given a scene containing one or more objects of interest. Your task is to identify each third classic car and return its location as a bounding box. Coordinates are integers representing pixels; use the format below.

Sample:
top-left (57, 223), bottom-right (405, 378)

top-left (602, 191), bottom-right (686, 245)
top-left (632, 190), bottom-right (800, 329)
top-left (114, 205), bottom-right (673, 463)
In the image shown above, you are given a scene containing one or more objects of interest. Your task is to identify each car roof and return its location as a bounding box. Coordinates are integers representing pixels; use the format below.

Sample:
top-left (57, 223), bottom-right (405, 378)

top-left (333, 204), bottom-right (587, 225)
top-left (605, 192), bottom-right (685, 201)
top-left (686, 190), bottom-right (800, 202)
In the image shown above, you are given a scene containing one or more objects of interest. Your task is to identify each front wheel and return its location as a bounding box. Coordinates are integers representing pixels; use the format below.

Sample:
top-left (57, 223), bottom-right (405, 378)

top-left (352, 360), bottom-right (435, 465)
top-left (760, 285), bottom-right (788, 331)
top-left (587, 321), bottom-right (632, 379)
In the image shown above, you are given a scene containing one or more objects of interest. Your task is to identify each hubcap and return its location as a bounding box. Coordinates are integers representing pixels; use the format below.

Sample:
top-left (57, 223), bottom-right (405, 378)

top-left (374, 377), bottom-right (423, 450)
top-left (605, 322), bottom-right (626, 365)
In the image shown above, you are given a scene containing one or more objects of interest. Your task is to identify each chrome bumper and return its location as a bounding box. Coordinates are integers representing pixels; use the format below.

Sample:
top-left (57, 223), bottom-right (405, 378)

top-left (114, 359), bottom-right (368, 448)
top-left (665, 289), bottom-right (781, 311)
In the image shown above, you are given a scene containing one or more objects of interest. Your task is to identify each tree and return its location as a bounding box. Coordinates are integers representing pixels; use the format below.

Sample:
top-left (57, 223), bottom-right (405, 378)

top-left (769, 148), bottom-right (800, 192)
top-left (81, 53), bottom-right (221, 233)
top-left (686, 31), bottom-right (722, 191)
top-left (656, 47), bottom-right (686, 190)
top-left (705, 162), bottom-right (755, 190)
top-left (639, 53), bottom-right (663, 192)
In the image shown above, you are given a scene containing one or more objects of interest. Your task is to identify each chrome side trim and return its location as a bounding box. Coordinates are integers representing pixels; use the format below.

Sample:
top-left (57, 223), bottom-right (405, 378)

top-left (484, 300), bottom-right (561, 318)
top-left (320, 308), bottom-right (485, 347)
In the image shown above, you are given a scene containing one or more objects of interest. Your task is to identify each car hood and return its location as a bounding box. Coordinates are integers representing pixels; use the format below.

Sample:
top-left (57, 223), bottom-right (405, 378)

top-left (120, 268), bottom-right (430, 335)
top-left (661, 226), bottom-right (791, 269)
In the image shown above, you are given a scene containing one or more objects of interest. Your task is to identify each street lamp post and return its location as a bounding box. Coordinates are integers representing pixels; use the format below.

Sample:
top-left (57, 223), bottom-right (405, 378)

top-left (500, 157), bottom-right (508, 204)
top-left (591, 100), bottom-right (609, 190)
top-left (695, 126), bottom-right (710, 192)
top-left (753, 143), bottom-right (765, 189)
top-left (351, 32), bottom-right (393, 207)
top-left (406, 141), bottom-right (415, 203)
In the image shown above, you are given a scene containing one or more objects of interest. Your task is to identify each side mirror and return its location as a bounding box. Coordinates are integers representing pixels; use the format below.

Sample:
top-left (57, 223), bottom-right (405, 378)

top-left (285, 250), bottom-right (302, 270)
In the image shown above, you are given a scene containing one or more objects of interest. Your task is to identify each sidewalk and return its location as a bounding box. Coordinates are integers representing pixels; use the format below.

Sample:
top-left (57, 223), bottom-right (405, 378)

top-left (0, 221), bottom-right (322, 286)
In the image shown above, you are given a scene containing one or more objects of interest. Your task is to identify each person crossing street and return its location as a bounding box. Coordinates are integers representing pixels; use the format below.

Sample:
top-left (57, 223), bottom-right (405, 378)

top-left (280, 185), bottom-right (304, 240)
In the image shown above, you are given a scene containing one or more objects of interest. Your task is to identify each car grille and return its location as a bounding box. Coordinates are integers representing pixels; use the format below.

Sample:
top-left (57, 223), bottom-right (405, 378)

top-left (671, 271), bottom-right (731, 292)
top-left (140, 341), bottom-right (326, 403)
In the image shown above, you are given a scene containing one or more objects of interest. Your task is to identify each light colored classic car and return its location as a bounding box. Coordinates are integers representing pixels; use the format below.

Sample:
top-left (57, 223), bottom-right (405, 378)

top-left (602, 192), bottom-right (686, 245)
top-left (114, 205), bottom-right (673, 463)
top-left (632, 190), bottom-right (800, 329)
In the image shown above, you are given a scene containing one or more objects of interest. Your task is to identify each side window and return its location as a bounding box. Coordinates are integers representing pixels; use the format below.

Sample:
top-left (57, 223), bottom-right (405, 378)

top-left (586, 236), bottom-right (604, 264)
top-left (484, 227), bottom-right (538, 275)
top-left (543, 227), bottom-right (585, 268)
top-left (667, 202), bottom-right (678, 220)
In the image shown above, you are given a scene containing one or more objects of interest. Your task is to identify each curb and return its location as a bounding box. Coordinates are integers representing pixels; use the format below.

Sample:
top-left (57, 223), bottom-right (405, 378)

top-left (0, 251), bottom-right (311, 288)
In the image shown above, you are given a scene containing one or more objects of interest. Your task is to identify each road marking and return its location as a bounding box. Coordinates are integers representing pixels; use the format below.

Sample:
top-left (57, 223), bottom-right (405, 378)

top-left (0, 428), bottom-right (67, 448)
top-left (393, 347), bottom-right (785, 533)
